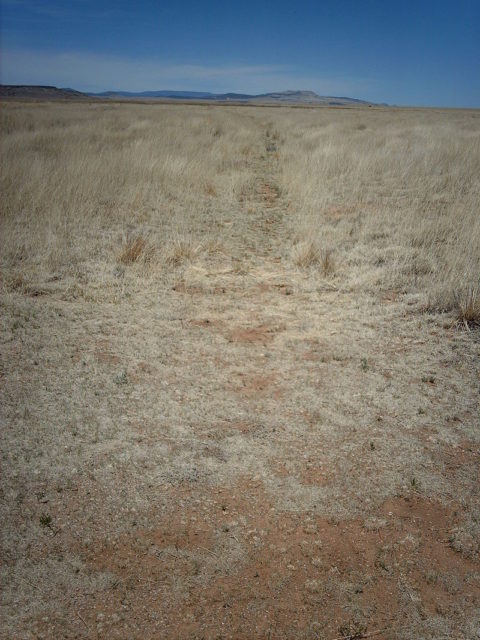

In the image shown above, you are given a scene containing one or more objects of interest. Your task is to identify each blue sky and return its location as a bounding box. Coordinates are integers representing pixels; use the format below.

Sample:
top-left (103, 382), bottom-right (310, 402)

top-left (1, 0), bottom-right (479, 106)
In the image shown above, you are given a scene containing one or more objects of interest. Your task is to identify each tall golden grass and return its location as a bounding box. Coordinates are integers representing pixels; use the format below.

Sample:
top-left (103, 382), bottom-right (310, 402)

top-left (1, 101), bottom-right (479, 322)
top-left (276, 108), bottom-right (480, 321)
top-left (0, 102), bottom-right (262, 277)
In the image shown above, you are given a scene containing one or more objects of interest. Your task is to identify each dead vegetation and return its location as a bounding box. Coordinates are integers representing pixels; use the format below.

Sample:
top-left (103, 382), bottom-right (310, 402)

top-left (163, 236), bottom-right (204, 266)
top-left (292, 239), bottom-right (335, 276)
top-left (454, 284), bottom-right (480, 328)
top-left (277, 109), bottom-right (480, 318)
top-left (117, 234), bottom-right (154, 265)
top-left (0, 101), bottom-right (479, 639)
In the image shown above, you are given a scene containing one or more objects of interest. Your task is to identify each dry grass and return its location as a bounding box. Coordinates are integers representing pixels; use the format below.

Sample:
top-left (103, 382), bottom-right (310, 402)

top-left (276, 108), bottom-right (480, 311)
top-left (291, 239), bottom-right (322, 267)
top-left (0, 102), bottom-right (263, 285)
top-left (291, 239), bottom-right (335, 276)
top-left (1, 103), bottom-right (478, 311)
top-left (117, 234), bottom-right (154, 265)
top-left (163, 236), bottom-right (204, 266)
top-left (455, 284), bottom-right (480, 327)
top-left (1, 101), bottom-right (479, 640)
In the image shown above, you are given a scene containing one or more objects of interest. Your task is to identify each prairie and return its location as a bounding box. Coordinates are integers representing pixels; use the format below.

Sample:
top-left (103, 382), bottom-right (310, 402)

top-left (1, 100), bottom-right (479, 639)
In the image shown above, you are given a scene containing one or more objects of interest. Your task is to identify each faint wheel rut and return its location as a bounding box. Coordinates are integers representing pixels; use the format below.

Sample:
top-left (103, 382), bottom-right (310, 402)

top-left (236, 126), bottom-right (288, 263)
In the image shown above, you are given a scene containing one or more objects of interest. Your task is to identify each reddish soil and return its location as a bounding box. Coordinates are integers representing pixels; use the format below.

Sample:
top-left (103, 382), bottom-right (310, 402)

top-left (28, 473), bottom-right (479, 640)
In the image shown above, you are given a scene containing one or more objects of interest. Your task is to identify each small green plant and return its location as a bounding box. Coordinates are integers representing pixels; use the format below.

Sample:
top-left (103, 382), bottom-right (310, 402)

top-left (370, 441), bottom-right (375, 451)
top-left (360, 358), bottom-right (369, 371)
top-left (339, 619), bottom-right (367, 639)
top-left (39, 513), bottom-right (52, 527)
top-left (114, 370), bottom-right (128, 385)
top-left (425, 570), bottom-right (438, 584)
top-left (192, 559), bottom-right (201, 576)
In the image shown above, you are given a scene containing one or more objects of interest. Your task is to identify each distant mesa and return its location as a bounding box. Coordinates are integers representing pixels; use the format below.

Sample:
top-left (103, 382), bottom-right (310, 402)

top-left (0, 85), bottom-right (376, 106)
top-left (0, 85), bottom-right (88, 99)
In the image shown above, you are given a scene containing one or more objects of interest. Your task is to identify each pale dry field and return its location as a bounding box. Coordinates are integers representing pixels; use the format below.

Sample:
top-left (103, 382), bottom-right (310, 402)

top-left (1, 101), bottom-right (479, 640)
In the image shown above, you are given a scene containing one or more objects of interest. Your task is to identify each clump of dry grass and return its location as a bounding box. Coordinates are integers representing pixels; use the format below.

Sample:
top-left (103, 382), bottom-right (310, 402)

top-left (292, 240), bottom-right (335, 275)
top-left (320, 247), bottom-right (335, 276)
top-left (454, 285), bottom-right (480, 327)
top-left (204, 183), bottom-right (217, 196)
top-left (163, 237), bottom-right (203, 266)
top-left (118, 235), bottom-right (154, 265)
top-left (2, 271), bottom-right (27, 293)
top-left (292, 240), bottom-right (320, 267)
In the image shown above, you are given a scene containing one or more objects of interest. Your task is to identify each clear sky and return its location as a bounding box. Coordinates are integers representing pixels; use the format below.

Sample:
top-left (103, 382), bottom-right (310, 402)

top-left (1, 0), bottom-right (479, 107)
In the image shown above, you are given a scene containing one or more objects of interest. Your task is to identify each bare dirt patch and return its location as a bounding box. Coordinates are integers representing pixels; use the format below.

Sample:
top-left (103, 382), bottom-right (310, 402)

top-left (25, 478), bottom-right (480, 640)
top-left (229, 323), bottom-right (284, 344)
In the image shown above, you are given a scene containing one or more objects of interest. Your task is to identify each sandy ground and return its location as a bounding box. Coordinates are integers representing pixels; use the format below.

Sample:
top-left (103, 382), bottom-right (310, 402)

top-left (1, 119), bottom-right (480, 640)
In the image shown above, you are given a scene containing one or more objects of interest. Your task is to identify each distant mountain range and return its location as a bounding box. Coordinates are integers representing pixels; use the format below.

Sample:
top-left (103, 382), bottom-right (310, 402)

top-left (89, 89), bottom-right (373, 105)
top-left (0, 85), bottom-right (376, 106)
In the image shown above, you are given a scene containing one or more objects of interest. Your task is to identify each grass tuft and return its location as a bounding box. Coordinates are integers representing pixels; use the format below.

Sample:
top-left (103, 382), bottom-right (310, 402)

top-left (164, 238), bottom-right (203, 266)
top-left (292, 240), bottom-right (320, 268)
top-left (292, 240), bottom-right (335, 275)
top-left (455, 284), bottom-right (480, 328)
top-left (320, 247), bottom-right (335, 276)
top-left (118, 235), bottom-right (154, 265)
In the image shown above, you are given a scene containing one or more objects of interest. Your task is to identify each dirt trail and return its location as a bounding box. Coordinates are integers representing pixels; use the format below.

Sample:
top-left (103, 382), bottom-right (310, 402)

top-left (225, 123), bottom-right (287, 264)
top-left (1, 123), bottom-right (480, 640)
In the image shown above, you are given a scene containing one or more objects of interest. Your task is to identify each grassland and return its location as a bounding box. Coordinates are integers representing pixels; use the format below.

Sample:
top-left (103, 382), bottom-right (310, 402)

top-left (1, 101), bottom-right (479, 639)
